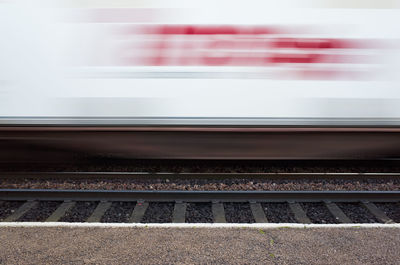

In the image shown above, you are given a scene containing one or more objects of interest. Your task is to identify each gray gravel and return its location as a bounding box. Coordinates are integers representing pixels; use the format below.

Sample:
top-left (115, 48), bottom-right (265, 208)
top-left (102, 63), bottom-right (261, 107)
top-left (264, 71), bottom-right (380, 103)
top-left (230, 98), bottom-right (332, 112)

top-left (101, 202), bottom-right (136, 223)
top-left (375, 202), bottom-right (400, 223)
top-left (301, 202), bottom-right (338, 224)
top-left (224, 202), bottom-right (255, 223)
top-left (59, 202), bottom-right (98, 223)
top-left (337, 203), bottom-right (380, 223)
top-left (0, 201), bottom-right (23, 221)
top-left (185, 203), bottom-right (213, 223)
top-left (1, 177), bottom-right (399, 191)
top-left (0, 201), bottom-right (397, 224)
top-left (262, 202), bottom-right (297, 223)
top-left (18, 201), bottom-right (61, 222)
top-left (1, 227), bottom-right (399, 264)
top-left (141, 202), bottom-right (174, 223)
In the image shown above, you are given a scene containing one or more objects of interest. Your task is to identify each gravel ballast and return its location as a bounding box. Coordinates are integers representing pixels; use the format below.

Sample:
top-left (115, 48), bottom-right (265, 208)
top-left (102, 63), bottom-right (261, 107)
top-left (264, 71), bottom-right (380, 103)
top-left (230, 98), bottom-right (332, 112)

top-left (141, 202), bottom-right (174, 223)
top-left (18, 201), bottom-right (61, 222)
top-left (337, 203), bottom-right (380, 223)
top-left (59, 202), bottom-right (98, 223)
top-left (1, 178), bottom-right (399, 191)
top-left (0, 201), bottom-right (23, 221)
top-left (301, 202), bottom-right (338, 224)
top-left (375, 202), bottom-right (400, 223)
top-left (262, 202), bottom-right (297, 223)
top-left (101, 202), bottom-right (136, 223)
top-left (185, 203), bottom-right (213, 223)
top-left (0, 201), bottom-right (397, 224)
top-left (224, 203), bottom-right (255, 223)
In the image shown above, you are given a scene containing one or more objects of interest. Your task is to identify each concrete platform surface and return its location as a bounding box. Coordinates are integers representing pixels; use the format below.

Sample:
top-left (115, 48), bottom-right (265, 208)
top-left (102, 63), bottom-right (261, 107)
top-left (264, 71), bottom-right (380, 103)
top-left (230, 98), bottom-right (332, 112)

top-left (0, 227), bottom-right (399, 264)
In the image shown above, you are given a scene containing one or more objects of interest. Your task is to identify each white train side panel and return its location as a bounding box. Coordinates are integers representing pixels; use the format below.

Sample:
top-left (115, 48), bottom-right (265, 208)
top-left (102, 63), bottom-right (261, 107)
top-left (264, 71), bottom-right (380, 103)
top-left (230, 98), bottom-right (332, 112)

top-left (1, 0), bottom-right (400, 125)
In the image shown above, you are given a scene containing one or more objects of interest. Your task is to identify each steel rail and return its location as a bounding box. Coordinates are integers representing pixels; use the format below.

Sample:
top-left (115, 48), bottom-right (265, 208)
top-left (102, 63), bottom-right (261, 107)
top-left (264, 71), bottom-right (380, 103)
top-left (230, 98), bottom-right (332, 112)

top-left (0, 189), bottom-right (399, 202)
top-left (1, 171), bottom-right (400, 180)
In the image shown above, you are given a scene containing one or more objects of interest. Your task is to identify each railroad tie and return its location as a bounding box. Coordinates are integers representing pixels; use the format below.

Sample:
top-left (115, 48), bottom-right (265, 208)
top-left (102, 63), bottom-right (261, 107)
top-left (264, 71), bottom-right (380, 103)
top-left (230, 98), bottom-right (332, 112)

top-left (3, 201), bottom-right (38, 222)
top-left (129, 201), bottom-right (149, 223)
top-left (87, 201), bottom-right (112, 223)
top-left (249, 201), bottom-right (268, 223)
top-left (361, 201), bottom-right (394, 224)
top-left (46, 201), bottom-right (76, 222)
top-left (324, 201), bottom-right (352, 223)
top-left (288, 201), bottom-right (311, 224)
top-left (212, 201), bottom-right (226, 223)
top-left (172, 201), bottom-right (187, 223)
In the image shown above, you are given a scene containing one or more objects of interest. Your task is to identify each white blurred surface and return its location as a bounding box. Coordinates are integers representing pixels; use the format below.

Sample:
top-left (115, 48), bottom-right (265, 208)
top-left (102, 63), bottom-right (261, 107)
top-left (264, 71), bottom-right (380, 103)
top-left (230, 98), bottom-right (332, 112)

top-left (1, 0), bottom-right (400, 124)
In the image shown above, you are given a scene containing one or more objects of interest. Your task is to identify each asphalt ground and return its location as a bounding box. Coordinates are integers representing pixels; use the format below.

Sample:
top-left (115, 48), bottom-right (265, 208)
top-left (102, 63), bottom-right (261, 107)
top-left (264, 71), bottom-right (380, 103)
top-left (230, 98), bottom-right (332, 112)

top-left (0, 227), bottom-right (399, 264)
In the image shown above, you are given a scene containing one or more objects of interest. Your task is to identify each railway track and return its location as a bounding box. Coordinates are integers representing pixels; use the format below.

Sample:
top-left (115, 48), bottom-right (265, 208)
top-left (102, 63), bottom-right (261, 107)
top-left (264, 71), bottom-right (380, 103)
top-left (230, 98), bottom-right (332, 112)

top-left (1, 189), bottom-right (399, 224)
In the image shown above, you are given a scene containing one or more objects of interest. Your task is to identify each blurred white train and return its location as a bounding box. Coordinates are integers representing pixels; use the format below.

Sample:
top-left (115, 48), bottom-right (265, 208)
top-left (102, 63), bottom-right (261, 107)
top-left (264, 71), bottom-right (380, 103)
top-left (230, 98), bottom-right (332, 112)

top-left (1, 0), bottom-right (400, 160)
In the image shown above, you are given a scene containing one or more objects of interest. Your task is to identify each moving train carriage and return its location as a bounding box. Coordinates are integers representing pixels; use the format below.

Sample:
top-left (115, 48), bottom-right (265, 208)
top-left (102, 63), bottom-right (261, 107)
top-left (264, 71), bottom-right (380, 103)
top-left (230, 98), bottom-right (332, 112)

top-left (1, 0), bottom-right (400, 160)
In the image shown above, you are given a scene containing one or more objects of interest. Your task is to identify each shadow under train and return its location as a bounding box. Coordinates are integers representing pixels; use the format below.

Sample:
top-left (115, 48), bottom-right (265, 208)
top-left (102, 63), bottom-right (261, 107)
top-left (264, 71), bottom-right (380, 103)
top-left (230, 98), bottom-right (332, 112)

top-left (1, 123), bottom-right (400, 162)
